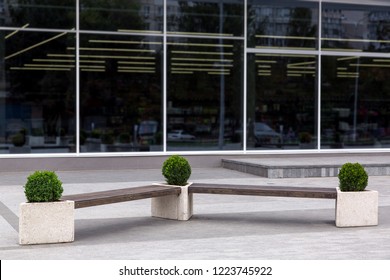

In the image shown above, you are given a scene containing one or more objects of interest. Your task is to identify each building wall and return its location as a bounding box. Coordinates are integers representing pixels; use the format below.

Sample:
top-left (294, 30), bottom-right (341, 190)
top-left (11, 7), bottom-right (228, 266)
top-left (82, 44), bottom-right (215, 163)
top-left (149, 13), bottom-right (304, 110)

top-left (0, 0), bottom-right (389, 159)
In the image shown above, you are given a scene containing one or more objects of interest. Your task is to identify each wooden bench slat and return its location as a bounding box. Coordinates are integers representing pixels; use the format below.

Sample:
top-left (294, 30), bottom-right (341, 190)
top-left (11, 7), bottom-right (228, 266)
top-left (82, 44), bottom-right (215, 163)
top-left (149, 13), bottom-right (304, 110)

top-left (61, 185), bottom-right (181, 209)
top-left (189, 183), bottom-right (337, 199)
top-left (61, 182), bottom-right (336, 210)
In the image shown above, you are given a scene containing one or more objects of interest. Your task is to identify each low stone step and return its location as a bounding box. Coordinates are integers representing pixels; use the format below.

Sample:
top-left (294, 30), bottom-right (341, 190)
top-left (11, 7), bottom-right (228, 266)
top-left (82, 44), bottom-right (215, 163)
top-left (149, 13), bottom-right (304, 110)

top-left (222, 156), bottom-right (390, 178)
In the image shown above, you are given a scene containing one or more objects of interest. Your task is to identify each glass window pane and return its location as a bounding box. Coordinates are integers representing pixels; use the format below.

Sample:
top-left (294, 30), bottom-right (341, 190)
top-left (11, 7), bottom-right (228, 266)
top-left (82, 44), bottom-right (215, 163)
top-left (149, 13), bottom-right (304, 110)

top-left (247, 54), bottom-right (317, 150)
top-left (1, 30), bottom-right (76, 154)
top-left (167, 38), bottom-right (243, 151)
top-left (80, 0), bottom-right (163, 33)
top-left (321, 56), bottom-right (390, 149)
top-left (322, 1), bottom-right (390, 52)
top-left (248, 0), bottom-right (318, 50)
top-left (167, 0), bottom-right (244, 37)
top-left (80, 34), bottom-right (163, 153)
top-left (1, 0), bottom-right (75, 29)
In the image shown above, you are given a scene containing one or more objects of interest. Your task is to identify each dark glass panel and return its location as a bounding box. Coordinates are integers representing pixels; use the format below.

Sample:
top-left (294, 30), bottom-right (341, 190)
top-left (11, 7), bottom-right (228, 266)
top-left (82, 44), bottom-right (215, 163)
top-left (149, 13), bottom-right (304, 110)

top-left (167, 0), bottom-right (244, 37)
top-left (322, 1), bottom-right (390, 52)
top-left (79, 34), bottom-right (163, 153)
top-left (167, 37), bottom-right (243, 151)
top-left (321, 56), bottom-right (390, 149)
top-left (247, 53), bottom-right (317, 150)
top-left (248, 0), bottom-right (318, 50)
top-left (80, 0), bottom-right (163, 33)
top-left (1, 0), bottom-right (75, 29)
top-left (1, 30), bottom-right (76, 154)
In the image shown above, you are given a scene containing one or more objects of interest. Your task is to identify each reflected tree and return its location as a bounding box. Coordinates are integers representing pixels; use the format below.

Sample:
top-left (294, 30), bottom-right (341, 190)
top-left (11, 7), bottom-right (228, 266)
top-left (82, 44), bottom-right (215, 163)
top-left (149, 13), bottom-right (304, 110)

top-left (6, 0), bottom-right (75, 28)
top-left (80, 0), bottom-right (144, 31)
top-left (287, 8), bottom-right (317, 48)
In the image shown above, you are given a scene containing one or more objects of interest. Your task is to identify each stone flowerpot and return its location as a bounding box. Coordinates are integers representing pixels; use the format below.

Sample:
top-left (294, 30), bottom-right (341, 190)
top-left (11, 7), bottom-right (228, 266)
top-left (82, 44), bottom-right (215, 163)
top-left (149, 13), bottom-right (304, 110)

top-left (9, 146), bottom-right (31, 154)
top-left (336, 188), bottom-right (378, 227)
top-left (28, 136), bottom-right (44, 146)
top-left (19, 200), bottom-right (75, 245)
top-left (151, 182), bottom-right (193, 221)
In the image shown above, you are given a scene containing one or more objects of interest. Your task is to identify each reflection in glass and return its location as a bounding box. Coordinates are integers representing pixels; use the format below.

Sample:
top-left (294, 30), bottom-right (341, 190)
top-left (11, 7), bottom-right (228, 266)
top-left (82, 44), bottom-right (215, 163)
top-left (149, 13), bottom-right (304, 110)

top-left (322, 1), bottom-right (390, 52)
top-left (167, 0), bottom-right (244, 37)
top-left (1, 0), bottom-right (76, 29)
top-left (167, 38), bottom-right (243, 151)
top-left (80, 34), bottom-right (163, 153)
top-left (80, 0), bottom-right (163, 33)
top-left (321, 56), bottom-right (390, 149)
top-left (1, 30), bottom-right (76, 154)
top-left (247, 54), bottom-right (317, 150)
top-left (247, 0), bottom-right (318, 49)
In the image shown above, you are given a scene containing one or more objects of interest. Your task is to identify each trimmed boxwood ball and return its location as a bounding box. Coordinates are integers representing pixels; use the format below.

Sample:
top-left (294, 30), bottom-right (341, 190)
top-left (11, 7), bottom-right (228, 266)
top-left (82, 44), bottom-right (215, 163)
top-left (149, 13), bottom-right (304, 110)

top-left (24, 171), bottom-right (63, 202)
top-left (162, 155), bottom-right (191, 186)
top-left (338, 162), bottom-right (368, 192)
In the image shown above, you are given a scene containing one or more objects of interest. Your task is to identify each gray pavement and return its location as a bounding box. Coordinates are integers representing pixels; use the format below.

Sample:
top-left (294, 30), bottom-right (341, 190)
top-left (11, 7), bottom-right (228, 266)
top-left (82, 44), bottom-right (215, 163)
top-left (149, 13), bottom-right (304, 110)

top-left (1, 167), bottom-right (390, 260)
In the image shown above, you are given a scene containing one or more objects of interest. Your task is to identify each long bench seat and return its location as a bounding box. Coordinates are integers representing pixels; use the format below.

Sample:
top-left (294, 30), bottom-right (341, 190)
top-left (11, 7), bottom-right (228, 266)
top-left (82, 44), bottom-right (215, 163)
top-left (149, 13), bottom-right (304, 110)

top-left (60, 182), bottom-right (376, 234)
top-left (61, 185), bottom-right (181, 208)
top-left (189, 183), bottom-right (337, 199)
top-left (20, 182), bottom-right (378, 244)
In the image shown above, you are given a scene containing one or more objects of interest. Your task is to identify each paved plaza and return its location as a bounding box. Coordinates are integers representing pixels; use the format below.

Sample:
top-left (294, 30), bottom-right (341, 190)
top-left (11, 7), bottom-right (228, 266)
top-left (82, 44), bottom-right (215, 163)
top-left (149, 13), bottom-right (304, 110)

top-left (0, 166), bottom-right (390, 259)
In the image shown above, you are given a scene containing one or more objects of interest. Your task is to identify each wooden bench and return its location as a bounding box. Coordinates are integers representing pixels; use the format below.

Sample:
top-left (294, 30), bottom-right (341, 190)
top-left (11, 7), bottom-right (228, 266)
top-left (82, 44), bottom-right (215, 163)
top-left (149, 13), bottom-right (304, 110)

top-left (26, 182), bottom-right (375, 244)
top-left (187, 183), bottom-right (377, 228)
top-left (61, 183), bottom-right (337, 219)
top-left (189, 183), bottom-right (337, 199)
top-left (61, 185), bottom-right (182, 209)
top-left (61, 183), bottom-right (373, 231)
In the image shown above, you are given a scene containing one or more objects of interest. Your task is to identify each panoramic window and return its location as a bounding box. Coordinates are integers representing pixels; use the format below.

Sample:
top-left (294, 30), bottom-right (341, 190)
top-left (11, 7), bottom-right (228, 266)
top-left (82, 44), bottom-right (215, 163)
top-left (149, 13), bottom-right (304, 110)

top-left (79, 34), bottom-right (163, 153)
top-left (247, 53), bottom-right (318, 150)
top-left (2, 0), bottom-right (390, 156)
top-left (1, 0), bottom-right (76, 29)
top-left (167, 0), bottom-right (244, 37)
top-left (322, 0), bottom-right (390, 52)
top-left (247, 0), bottom-right (319, 50)
top-left (1, 30), bottom-right (76, 154)
top-left (167, 37), bottom-right (243, 151)
top-left (80, 0), bottom-right (163, 33)
top-left (321, 56), bottom-right (390, 149)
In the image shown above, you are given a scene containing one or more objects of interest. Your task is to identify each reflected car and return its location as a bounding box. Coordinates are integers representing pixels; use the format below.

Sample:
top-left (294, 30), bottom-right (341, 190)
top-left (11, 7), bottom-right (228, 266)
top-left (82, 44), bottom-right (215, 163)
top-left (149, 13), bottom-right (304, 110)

top-left (167, 130), bottom-right (196, 141)
top-left (137, 120), bottom-right (159, 145)
top-left (254, 122), bottom-right (282, 147)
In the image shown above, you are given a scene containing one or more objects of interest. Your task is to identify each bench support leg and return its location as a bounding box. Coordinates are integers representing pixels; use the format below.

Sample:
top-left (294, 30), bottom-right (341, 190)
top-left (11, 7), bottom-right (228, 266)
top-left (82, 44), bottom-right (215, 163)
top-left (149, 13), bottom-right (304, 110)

top-left (151, 183), bottom-right (193, 221)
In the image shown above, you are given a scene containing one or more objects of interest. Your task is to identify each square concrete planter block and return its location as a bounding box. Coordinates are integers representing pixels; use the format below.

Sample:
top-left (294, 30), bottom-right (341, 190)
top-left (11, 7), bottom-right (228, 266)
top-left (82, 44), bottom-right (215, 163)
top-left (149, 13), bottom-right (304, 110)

top-left (336, 188), bottom-right (378, 227)
top-left (151, 182), bottom-right (193, 221)
top-left (19, 200), bottom-right (75, 245)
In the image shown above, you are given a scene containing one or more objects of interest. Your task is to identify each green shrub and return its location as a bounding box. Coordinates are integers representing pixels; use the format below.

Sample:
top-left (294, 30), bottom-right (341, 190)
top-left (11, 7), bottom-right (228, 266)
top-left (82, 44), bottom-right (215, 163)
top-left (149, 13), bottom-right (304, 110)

top-left (118, 133), bottom-right (131, 143)
top-left (162, 155), bottom-right (191, 186)
top-left (24, 171), bottom-right (63, 202)
top-left (299, 132), bottom-right (312, 143)
top-left (338, 162), bottom-right (368, 192)
top-left (101, 132), bottom-right (114, 144)
top-left (12, 133), bottom-right (26, 147)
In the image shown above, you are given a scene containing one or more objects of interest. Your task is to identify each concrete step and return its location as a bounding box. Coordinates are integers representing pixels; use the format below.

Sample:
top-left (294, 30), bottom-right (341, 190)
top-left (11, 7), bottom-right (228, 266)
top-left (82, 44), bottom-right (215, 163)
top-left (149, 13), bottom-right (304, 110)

top-left (222, 155), bottom-right (390, 178)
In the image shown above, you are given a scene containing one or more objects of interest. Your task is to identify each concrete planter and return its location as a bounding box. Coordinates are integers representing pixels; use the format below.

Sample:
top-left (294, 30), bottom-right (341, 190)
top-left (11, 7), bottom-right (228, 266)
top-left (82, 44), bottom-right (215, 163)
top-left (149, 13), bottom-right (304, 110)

top-left (336, 188), bottom-right (378, 227)
top-left (151, 182), bottom-right (193, 221)
top-left (19, 200), bottom-right (75, 245)
top-left (28, 136), bottom-right (44, 146)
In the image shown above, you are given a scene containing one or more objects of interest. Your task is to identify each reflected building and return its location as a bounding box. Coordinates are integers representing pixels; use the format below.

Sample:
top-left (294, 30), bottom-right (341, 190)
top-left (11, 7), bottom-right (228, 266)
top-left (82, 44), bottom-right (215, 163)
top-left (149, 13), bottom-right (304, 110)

top-left (0, 0), bottom-right (389, 157)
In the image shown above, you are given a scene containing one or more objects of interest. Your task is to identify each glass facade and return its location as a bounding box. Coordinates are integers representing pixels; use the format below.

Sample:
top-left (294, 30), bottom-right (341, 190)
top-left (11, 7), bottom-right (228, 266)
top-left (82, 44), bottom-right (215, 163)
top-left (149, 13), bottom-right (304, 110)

top-left (247, 53), bottom-right (317, 150)
top-left (167, 37), bottom-right (243, 151)
top-left (79, 33), bottom-right (163, 152)
top-left (247, 0), bottom-right (319, 50)
top-left (0, 0), bottom-right (389, 155)
top-left (321, 55), bottom-right (390, 149)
